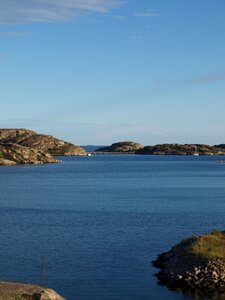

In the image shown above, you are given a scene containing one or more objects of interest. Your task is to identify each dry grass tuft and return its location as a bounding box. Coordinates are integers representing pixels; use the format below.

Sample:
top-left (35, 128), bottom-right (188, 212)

top-left (190, 231), bottom-right (225, 259)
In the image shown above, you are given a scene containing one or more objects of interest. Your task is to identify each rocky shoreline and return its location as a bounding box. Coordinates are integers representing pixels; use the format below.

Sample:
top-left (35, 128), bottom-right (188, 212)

top-left (0, 281), bottom-right (65, 300)
top-left (152, 231), bottom-right (225, 296)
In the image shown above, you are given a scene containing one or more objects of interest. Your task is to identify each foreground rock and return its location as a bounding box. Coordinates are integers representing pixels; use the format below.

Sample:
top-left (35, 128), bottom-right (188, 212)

top-left (0, 144), bottom-right (59, 165)
top-left (95, 141), bottom-right (144, 153)
top-left (0, 281), bottom-right (65, 300)
top-left (152, 230), bottom-right (225, 295)
top-left (0, 129), bottom-right (86, 156)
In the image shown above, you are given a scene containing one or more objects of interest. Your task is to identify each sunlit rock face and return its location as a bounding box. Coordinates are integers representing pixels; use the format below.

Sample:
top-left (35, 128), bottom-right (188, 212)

top-left (0, 129), bottom-right (87, 156)
top-left (0, 128), bottom-right (87, 165)
top-left (0, 143), bottom-right (60, 165)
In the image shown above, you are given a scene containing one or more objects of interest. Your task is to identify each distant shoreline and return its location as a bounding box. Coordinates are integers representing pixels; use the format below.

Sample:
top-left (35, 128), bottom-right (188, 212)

top-left (94, 141), bottom-right (225, 156)
top-left (1, 129), bottom-right (225, 166)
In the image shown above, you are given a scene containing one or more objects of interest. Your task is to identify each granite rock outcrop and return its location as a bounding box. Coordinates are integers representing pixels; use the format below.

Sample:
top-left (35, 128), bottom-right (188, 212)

top-left (0, 281), bottom-right (65, 300)
top-left (0, 129), bottom-right (86, 156)
top-left (0, 143), bottom-right (59, 165)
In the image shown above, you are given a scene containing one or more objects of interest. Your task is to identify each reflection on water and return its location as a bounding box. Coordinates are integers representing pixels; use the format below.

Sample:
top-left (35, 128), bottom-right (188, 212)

top-left (176, 287), bottom-right (225, 300)
top-left (156, 273), bottom-right (225, 299)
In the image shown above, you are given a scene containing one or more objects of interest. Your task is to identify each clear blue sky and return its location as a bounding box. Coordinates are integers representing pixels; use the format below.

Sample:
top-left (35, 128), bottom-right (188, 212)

top-left (1, 0), bottom-right (225, 145)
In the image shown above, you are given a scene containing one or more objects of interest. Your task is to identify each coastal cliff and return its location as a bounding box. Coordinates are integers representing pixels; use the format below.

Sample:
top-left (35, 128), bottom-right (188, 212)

top-left (0, 281), bottom-right (65, 300)
top-left (152, 230), bottom-right (225, 295)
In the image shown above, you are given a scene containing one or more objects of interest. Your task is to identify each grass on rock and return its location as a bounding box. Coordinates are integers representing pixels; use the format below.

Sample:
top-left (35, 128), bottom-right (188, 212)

top-left (190, 231), bottom-right (225, 260)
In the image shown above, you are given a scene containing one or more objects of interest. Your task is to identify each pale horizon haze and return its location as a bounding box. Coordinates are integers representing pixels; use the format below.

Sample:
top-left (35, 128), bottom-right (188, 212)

top-left (1, 0), bottom-right (225, 145)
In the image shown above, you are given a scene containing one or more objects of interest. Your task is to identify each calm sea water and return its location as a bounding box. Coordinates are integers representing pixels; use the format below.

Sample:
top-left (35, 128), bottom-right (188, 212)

top-left (1, 155), bottom-right (225, 300)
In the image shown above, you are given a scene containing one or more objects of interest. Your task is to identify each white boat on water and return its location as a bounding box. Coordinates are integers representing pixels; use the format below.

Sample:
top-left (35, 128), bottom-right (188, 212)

top-left (193, 146), bottom-right (199, 156)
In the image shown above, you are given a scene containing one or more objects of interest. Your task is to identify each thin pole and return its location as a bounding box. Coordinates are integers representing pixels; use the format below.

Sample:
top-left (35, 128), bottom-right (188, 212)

top-left (40, 256), bottom-right (44, 286)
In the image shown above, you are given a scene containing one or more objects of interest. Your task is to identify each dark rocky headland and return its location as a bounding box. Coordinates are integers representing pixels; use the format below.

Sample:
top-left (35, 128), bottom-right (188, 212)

top-left (0, 281), bottom-right (65, 300)
top-left (95, 142), bottom-right (225, 156)
top-left (0, 129), bottom-right (87, 165)
top-left (152, 230), bottom-right (225, 297)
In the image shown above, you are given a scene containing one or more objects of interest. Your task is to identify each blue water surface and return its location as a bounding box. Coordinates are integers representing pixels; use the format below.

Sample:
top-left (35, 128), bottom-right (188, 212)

top-left (1, 155), bottom-right (225, 300)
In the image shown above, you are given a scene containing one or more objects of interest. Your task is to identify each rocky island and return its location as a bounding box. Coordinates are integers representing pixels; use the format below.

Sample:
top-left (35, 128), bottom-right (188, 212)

top-left (0, 281), bottom-right (65, 300)
top-left (95, 141), bottom-right (144, 153)
top-left (0, 129), bottom-right (87, 165)
top-left (136, 143), bottom-right (225, 155)
top-left (0, 129), bottom-right (86, 156)
top-left (152, 230), bottom-right (225, 297)
top-left (95, 142), bottom-right (225, 156)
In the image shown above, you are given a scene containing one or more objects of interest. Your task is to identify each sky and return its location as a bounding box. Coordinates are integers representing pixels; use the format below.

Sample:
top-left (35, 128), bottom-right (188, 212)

top-left (0, 0), bottom-right (225, 145)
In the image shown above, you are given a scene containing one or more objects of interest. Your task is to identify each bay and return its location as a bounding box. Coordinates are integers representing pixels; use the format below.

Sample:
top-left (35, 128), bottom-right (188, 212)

top-left (0, 155), bottom-right (225, 299)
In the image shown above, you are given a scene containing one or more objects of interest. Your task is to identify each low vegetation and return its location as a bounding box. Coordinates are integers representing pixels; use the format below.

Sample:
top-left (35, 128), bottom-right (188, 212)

top-left (190, 230), bottom-right (225, 260)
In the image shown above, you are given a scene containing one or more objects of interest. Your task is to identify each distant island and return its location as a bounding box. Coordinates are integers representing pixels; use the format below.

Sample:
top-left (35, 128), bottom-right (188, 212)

top-left (152, 230), bottom-right (225, 296)
top-left (0, 128), bottom-right (86, 166)
top-left (95, 141), bottom-right (225, 156)
top-left (96, 141), bottom-right (144, 154)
